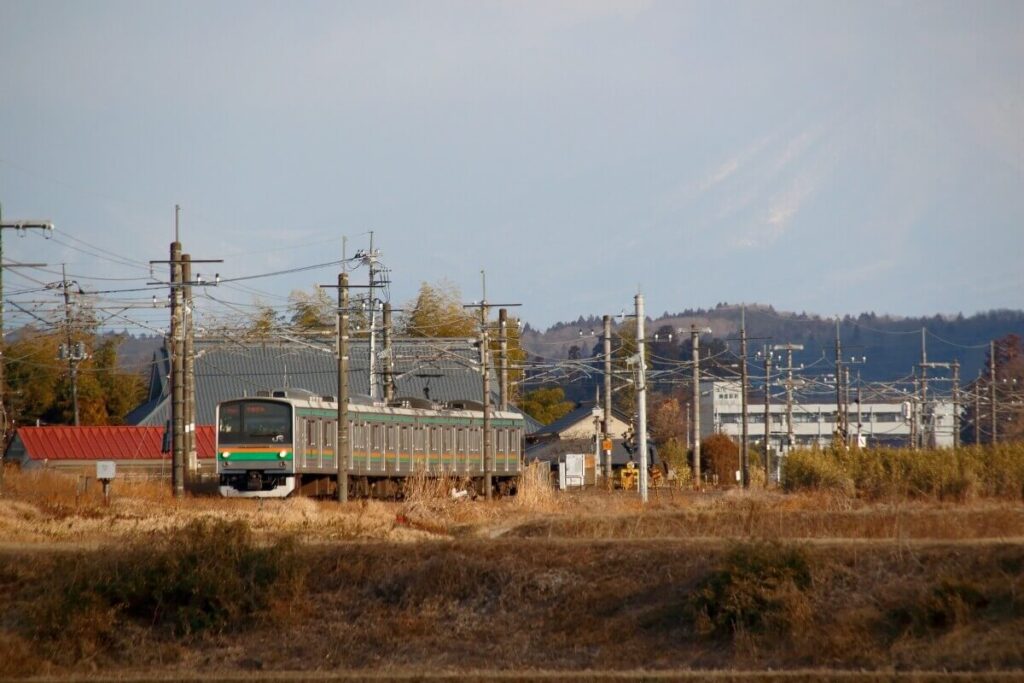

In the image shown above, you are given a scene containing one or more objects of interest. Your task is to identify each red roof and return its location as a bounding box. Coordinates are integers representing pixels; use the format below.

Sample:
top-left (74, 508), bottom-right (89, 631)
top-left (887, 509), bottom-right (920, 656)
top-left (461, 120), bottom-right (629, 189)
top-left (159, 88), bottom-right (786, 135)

top-left (13, 425), bottom-right (215, 461)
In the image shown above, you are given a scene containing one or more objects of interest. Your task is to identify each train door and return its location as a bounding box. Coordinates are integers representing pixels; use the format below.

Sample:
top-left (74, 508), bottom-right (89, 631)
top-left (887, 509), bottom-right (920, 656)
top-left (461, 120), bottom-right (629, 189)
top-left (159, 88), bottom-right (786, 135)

top-left (323, 419), bottom-right (335, 470)
top-left (304, 418), bottom-right (321, 469)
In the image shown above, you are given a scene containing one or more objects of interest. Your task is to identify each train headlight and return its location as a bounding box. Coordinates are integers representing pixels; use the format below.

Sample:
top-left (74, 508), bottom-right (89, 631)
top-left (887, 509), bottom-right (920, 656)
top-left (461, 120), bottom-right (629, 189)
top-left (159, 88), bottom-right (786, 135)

top-left (278, 450), bottom-right (288, 459)
top-left (221, 452), bottom-right (230, 459)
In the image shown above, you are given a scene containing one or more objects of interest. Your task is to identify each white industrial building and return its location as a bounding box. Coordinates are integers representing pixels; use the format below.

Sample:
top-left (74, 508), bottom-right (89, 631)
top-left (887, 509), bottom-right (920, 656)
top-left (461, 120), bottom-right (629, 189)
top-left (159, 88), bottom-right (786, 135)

top-left (699, 380), bottom-right (956, 451)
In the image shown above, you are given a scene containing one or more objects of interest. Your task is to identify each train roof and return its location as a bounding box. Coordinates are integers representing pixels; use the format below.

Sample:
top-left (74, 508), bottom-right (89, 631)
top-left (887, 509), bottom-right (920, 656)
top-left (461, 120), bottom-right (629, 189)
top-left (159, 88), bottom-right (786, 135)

top-left (222, 390), bottom-right (526, 422)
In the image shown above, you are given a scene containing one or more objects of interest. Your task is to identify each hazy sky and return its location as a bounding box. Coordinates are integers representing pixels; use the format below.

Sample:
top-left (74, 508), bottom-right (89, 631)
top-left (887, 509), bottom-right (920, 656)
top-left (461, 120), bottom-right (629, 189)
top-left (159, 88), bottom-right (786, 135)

top-left (1, 0), bottom-right (1022, 332)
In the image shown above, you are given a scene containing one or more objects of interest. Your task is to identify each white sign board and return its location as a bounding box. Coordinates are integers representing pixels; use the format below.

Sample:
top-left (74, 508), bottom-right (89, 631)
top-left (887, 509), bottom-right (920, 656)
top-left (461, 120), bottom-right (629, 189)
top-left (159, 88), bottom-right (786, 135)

top-left (96, 461), bottom-right (116, 481)
top-left (564, 453), bottom-right (585, 488)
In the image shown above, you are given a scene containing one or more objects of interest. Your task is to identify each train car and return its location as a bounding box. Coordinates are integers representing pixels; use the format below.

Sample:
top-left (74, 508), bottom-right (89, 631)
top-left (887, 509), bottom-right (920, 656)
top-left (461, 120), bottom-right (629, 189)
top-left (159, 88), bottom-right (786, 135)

top-left (216, 388), bottom-right (525, 498)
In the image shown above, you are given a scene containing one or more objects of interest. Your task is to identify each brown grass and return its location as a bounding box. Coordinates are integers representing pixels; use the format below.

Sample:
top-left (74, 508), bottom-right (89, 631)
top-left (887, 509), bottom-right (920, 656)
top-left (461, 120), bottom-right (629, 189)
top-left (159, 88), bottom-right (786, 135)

top-left (4, 538), bottom-right (1024, 677)
top-left (2, 449), bottom-right (1024, 677)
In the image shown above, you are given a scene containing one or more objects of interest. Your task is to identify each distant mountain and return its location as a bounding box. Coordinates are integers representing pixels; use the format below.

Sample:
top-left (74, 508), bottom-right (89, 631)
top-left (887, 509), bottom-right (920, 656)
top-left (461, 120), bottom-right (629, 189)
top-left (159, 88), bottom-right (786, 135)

top-left (521, 306), bottom-right (1024, 386)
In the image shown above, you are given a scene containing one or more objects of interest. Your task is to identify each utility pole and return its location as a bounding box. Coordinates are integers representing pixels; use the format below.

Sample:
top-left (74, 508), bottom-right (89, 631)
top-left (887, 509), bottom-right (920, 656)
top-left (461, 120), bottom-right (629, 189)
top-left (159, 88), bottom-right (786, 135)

top-left (919, 327), bottom-right (929, 449)
top-left (834, 318), bottom-right (844, 443)
top-left (479, 294), bottom-right (492, 500)
top-left (952, 361), bottom-right (960, 449)
top-left (0, 206), bottom-right (53, 445)
top-left (910, 374), bottom-right (919, 449)
top-left (603, 315), bottom-right (613, 481)
top-left (856, 376), bottom-right (863, 446)
top-left (59, 264), bottom-right (82, 426)
top-left (364, 235), bottom-right (380, 401)
top-left (148, 206), bottom-right (221, 498)
top-left (763, 349), bottom-right (771, 485)
top-left (772, 343), bottom-right (803, 452)
top-left (974, 370), bottom-right (982, 445)
top-left (182, 254), bottom-right (197, 477)
top-left (990, 339), bottom-right (997, 445)
top-left (636, 293), bottom-right (649, 503)
top-left (843, 367), bottom-right (851, 447)
top-left (337, 273), bottom-right (349, 502)
top-left (740, 307), bottom-right (749, 488)
top-left (382, 302), bottom-right (394, 402)
top-left (170, 236), bottom-right (184, 497)
top-left (464, 285), bottom-right (520, 501)
top-left (499, 308), bottom-right (508, 411)
top-left (691, 324), bottom-right (702, 488)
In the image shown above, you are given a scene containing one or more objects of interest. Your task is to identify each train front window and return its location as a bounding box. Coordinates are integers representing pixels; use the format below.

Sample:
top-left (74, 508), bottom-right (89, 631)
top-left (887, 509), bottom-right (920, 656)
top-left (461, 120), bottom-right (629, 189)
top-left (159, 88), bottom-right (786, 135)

top-left (219, 400), bottom-right (292, 445)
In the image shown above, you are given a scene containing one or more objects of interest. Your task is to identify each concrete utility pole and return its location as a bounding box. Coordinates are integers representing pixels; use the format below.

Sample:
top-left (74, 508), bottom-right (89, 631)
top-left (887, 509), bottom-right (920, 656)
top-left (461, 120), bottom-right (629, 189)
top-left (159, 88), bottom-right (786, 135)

top-left (975, 370), bottom-right (982, 444)
top-left (337, 272), bottom-right (349, 502)
top-left (603, 315), bottom-right (613, 481)
top-left (479, 295), bottom-right (492, 500)
top-left (913, 374), bottom-right (921, 448)
top-left (763, 349), bottom-right (771, 485)
top-left (740, 307), bottom-right (749, 488)
top-left (834, 318), bottom-right (843, 442)
top-left (182, 254), bottom-right (197, 477)
top-left (952, 361), bottom-right (961, 449)
top-left (920, 328), bottom-right (928, 449)
top-left (150, 205), bottom-right (221, 499)
top-left (170, 236), bottom-right (184, 497)
top-left (990, 339), bottom-right (997, 445)
top-left (59, 264), bottom-right (82, 426)
top-left (843, 367), bottom-right (851, 447)
top-left (691, 324), bottom-right (702, 488)
top-left (636, 293), bottom-right (649, 503)
top-left (382, 302), bottom-right (394, 402)
top-left (0, 205), bottom-right (53, 443)
top-left (856, 377), bottom-right (863, 446)
top-left (772, 343), bottom-right (803, 452)
top-left (499, 308), bottom-right (508, 411)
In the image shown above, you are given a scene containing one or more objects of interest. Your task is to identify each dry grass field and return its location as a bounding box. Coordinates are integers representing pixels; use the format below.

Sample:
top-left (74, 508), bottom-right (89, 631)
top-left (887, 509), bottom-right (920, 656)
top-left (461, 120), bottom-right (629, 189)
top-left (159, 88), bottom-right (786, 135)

top-left (1, 450), bottom-right (1024, 681)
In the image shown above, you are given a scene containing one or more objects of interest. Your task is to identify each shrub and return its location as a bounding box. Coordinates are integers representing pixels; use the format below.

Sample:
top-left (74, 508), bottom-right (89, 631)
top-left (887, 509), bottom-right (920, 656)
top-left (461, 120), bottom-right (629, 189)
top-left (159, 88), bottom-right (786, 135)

top-left (782, 444), bottom-right (1024, 502)
top-left (688, 542), bottom-right (813, 641)
top-left (781, 448), bottom-right (854, 496)
top-left (23, 518), bottom-right (306, 661)
top-left (701, 433), bottom-right (740, 486)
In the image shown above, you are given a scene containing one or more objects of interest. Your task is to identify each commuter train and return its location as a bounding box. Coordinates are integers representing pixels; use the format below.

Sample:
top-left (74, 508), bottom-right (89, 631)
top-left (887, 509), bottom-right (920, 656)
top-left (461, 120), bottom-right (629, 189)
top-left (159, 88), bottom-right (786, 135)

top-left (216, 389), bottom-right (525, 498)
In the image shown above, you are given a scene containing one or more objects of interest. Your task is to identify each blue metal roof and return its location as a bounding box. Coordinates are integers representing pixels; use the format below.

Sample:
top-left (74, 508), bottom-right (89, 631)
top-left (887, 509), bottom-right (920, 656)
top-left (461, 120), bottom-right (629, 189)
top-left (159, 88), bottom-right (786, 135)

top-left (127, 337), bottom-right (508, 426)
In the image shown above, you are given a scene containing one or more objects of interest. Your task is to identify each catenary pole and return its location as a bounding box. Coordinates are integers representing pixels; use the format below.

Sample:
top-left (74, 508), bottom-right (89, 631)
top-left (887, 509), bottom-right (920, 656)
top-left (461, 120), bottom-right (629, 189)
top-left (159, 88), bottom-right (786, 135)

top-left (636, 293), bottom-right (649, 503)
top-left (382, 302), bottom-right (394, 402)
top-left (690, 324), bottom-right (701, 488)
top-left (499, 308), bottom-right (508, 412)
top-left (834, 318), bottom-right (843, 443)
top-left (763, 349), bottom-right (771, 485)
top-left (952, 361), bottom-right (960, 449)
top-left (182, 254), bottom-right (196, 478)
top-left (60, 264), bottom-right (80, 426)
top-left (740, 306), bottom-right (749, 488)
top-left (337, 272), bottom-right (349, 502)
top-left (603, 315), bottom-right (613, 481)
top-left (170, 235), bottom-right (184, 498)
top-left (990, 339), bottom-right (997, 445)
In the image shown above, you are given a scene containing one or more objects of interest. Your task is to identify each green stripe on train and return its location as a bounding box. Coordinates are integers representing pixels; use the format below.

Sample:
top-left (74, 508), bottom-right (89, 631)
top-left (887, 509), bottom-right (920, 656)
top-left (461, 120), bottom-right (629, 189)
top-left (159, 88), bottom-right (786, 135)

top-left (219, 451), bottom-right (293, 461)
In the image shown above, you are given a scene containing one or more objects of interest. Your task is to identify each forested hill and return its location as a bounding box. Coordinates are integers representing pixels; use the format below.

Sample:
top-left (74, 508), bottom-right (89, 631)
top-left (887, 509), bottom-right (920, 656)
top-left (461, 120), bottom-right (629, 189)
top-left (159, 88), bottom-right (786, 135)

top-left (521, 306), bottom-right (1024, 383)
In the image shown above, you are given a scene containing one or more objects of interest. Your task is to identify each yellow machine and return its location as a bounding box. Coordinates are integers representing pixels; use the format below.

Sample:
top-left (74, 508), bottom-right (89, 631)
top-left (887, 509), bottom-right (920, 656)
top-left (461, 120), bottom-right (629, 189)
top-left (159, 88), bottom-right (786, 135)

top-left (619, 461), bottom-right (637, 490)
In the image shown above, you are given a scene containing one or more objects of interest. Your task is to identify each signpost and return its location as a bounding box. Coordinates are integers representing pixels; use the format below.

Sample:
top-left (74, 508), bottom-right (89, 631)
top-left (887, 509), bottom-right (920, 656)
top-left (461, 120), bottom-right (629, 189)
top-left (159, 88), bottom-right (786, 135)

top-left (96, 460), bottom-right (116, 505)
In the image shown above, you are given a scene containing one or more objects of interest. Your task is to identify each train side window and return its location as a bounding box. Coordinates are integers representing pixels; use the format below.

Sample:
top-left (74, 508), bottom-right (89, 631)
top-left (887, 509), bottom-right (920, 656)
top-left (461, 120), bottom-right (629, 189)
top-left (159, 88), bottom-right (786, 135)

top-left (306, 420), bottom-right (318, 448)
top-left (413, 426), bottom-right (425, 452)
top-left (400, 426), bottom-right (410, 452)
top-left (443, 427), bottom-right (452, 453)
top-left (456, 428), bottom-right (466, 453)
top-left (431, 427), bottom-right (441, 454)
top-left (324, 422), bottom-right (335, 450)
